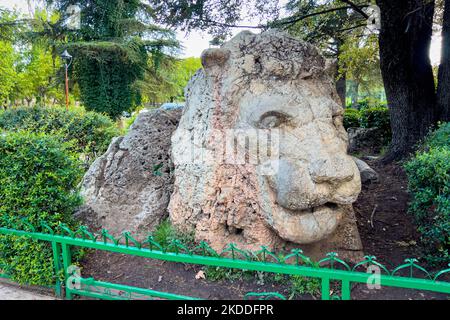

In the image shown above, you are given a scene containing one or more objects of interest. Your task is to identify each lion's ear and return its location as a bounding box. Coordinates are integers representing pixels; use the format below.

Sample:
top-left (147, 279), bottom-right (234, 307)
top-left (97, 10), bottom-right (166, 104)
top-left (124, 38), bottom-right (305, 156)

top-left (201, 48), bottom-right (230, 76)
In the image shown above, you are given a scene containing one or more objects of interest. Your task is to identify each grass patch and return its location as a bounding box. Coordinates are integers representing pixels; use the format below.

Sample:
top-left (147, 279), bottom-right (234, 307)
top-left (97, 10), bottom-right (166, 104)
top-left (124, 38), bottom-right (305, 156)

top-left (152, 219), bottom-right (195, 249)
top-left (288, 275), bottom-right (321, 299)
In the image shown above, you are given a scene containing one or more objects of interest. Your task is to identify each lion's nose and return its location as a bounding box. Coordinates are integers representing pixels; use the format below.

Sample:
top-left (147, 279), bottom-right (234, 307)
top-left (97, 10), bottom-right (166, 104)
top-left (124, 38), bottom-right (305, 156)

top-left (266, 157), bottom-right (359, 211)
top-left (309, 156), bottom-right (355, 184)
top-left (267, 159), bottom-right (316, 210)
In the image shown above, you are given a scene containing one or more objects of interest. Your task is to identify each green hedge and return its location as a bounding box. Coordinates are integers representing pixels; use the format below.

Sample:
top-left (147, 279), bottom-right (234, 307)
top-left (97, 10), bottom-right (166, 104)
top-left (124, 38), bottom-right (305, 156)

top-left (343, 106), bottom-right (390, 131)
top-left (360, 106), bottom-right (390, 133)
top-left (350, 98), bottom-right (387, 110)
top-left (404, 122), bottom-right (450, 264)
top-left (0, 106), bottom-right (119, 165)
top-left (344, 106), bottom-right (391, 145)
top-left (343, 108), bottom-right (361, 129)
top-left (0, 131), bottom-right (83, 285)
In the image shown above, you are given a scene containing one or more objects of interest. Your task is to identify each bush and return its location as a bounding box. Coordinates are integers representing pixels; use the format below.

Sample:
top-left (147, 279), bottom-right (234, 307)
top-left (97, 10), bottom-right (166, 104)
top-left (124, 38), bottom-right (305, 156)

top-left (360, 106), bottom-right (391, 143)
top-left (360, 106), bottom-right (390, 131)
top-left (343, 108), bottom-right (361, 129)
top-left (351, 97), bottom-right (387, 110)
top-left (0, 106), bottom-right (119, 165)
top-left (289, 275), bottom-right (321, 299)
top-left (0, 131), bottom-right (83, 285)
top-left (404, 123), bottom-right (450, 265)
top-left (343, 104), bottom-right (391, 138)
top-left (421, 122), bottom-right (450, 150)
top-left (152, 219), bottom-right (195, 249)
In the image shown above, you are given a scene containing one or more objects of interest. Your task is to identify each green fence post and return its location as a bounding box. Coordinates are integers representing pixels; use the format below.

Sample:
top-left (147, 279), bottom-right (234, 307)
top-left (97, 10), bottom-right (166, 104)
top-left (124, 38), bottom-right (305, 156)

top-left (51, 242), bottom-right (63, 298)
top-left (61, 243), bottom-right (73, 300)
top-left (341, 280), bottom-right (351, 300)
top-left (321, 277), bottom-right (330, 300)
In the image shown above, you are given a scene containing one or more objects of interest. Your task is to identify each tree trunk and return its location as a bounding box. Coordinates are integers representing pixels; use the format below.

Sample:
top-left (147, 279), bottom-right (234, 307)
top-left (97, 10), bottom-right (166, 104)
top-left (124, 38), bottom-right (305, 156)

top-left (335, 40), bottom-right (346, 107)
top-left (437, 0), bottom-right (450, 121)
top-left (377, 0), bottom-right (437, 161)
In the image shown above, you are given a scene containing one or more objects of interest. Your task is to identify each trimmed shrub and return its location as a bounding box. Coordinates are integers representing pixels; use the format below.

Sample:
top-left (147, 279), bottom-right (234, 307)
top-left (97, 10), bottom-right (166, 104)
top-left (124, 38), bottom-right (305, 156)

top-left (404, 123), bottom-right (450, 265)
top-left (360, 106), bottom-right (390, 131)
top-left (0, 106), bottom-right (119, 165)
top-left (343, 108), bottom-right (361, 129)
top-left (351, 98), bottom-right (387, 110)
top-left (343, 104), bottom-right (391, 141)
top-left (360, 106), bottom-right (391, 143)
top-left (0, 131), bottom-right (83, 285)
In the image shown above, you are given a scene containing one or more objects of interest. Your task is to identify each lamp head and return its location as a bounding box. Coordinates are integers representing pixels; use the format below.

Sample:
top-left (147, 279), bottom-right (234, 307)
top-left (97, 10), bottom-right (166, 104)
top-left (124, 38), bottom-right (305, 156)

top-left (61, 50), bottom-right (72, 62)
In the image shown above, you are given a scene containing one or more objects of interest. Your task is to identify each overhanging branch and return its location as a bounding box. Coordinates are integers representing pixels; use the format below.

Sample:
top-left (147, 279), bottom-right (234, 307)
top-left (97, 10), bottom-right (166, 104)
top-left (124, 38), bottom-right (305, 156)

top-left (341, 0), bottom-right (369, 19)
top-left (188, 4), bottom-right (369, 30)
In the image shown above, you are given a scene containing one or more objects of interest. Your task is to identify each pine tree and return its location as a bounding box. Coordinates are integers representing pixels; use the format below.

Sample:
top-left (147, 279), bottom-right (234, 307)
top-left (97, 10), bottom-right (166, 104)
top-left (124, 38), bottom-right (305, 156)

top-left (47, 0), bottom-right (179, 119)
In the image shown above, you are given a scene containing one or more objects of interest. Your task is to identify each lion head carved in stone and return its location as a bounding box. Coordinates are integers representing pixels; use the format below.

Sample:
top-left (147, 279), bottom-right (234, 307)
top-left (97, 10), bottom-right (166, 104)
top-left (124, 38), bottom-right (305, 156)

top-left (169, 30), bottom-right (361, 252)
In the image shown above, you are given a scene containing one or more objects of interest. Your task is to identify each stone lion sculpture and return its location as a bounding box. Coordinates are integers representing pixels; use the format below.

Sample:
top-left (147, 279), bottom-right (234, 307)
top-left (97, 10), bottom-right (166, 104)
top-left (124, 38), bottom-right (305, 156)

top-left (169, 30), bottom-right (363, 260)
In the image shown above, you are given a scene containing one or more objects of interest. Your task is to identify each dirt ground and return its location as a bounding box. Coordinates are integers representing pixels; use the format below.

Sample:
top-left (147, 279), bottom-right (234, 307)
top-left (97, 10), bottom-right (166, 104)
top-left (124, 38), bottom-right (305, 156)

top-left (354, 160), bottom-right (421, 267)
top-left (351, 159), bottom-right (448, 300)
top-left (79, 160), bottom-right (449, 300)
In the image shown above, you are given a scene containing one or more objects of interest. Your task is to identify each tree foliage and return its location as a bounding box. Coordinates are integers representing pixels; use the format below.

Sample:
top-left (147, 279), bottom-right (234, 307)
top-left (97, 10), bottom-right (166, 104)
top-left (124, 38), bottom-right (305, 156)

top-left (149, 0), bottom-right (280, 37)
top-left (338, 35), bottom-right (383, 103)
top-left (0, 8), bottom-right (66, 107)
top-left (71, 39), bottom-right (148, 119)
top-left (45, 0), bottom-right (180, 118)
top-left (0, 40), bottom-right (17, 106)
top-left (142, 56), bottom-right (202, 103)
top-left (2, 2), bottom-right (186, 113)
top-left (282, 1), bottom-right (368, 53)
top-left (16, 44), bottom-right (61, 106)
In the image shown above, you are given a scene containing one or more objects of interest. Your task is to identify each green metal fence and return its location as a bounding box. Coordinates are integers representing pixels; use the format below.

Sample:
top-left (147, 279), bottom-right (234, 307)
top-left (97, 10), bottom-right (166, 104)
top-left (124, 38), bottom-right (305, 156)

top-left (0, 219), bottom-right (449, 300)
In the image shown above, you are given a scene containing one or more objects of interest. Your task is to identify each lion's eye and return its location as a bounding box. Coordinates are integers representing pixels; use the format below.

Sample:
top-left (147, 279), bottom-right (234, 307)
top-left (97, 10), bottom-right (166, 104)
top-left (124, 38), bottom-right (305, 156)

top-left (258, 112), bottom-right (289, 129)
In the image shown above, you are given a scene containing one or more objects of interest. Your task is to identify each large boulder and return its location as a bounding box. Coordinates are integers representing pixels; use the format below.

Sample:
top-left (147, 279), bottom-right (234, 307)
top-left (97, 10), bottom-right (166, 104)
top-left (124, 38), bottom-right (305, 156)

top-left (169, 30), bottom-right (363, 260)
top-left (77, 109), bottom-right (182, 237)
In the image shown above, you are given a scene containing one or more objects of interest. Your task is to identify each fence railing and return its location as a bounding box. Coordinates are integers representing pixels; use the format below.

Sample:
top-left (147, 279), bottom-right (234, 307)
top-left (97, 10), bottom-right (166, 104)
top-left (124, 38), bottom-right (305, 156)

top-left (0, 220), bottom-right (449, 300)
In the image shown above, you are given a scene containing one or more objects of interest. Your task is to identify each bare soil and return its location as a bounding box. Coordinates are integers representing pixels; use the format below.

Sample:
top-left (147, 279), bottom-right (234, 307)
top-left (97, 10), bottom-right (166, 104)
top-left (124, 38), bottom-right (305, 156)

top-left (354, 160), bottom-right (422, 267)
top-left (79, 161), bottom-right (449, 300)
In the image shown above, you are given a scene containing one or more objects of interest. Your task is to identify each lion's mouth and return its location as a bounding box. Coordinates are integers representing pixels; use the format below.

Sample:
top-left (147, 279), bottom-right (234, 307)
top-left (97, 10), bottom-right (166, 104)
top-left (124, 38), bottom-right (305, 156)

top-left (323, 202), bottom-right (339, 210)
top-left (279, 201), bottom-right (341, 214)
top-left (268, 201), bottom-right (344, 244)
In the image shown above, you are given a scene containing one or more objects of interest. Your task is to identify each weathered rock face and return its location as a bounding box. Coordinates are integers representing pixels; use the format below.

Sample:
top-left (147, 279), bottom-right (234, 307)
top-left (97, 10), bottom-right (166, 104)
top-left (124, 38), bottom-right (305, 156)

top-left (77, 109), bottom-right (182, 237)
top-left (169, 30), bottom-right (363, 259)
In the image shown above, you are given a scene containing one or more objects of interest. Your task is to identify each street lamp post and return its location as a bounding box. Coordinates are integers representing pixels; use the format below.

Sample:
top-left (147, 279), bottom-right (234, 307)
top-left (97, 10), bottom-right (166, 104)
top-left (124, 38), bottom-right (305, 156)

top-left (61, 50), bottom-right (73, 110)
